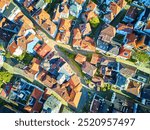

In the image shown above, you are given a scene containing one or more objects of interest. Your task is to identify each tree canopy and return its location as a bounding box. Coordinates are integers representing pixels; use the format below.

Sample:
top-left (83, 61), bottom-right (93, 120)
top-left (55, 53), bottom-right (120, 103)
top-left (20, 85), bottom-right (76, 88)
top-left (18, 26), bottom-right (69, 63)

top-left (132, 51), bottom-right (150, 64)
top-left (0, 71), bottom-right (13, 85)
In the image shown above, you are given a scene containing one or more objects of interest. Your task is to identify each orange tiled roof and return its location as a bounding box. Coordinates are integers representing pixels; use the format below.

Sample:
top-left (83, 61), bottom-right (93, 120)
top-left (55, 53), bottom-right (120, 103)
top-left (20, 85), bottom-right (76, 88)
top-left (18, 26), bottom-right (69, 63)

top-left (34, 43), bottom-right (52, 58)
top-left (117, 23), bottom-right (133, 33)
top-left (110, 2), bottom-right (121, 16)
top-left (59, 19), bottom-right (72, 31)
top-left (75, 53), bottom-right (87, 64)
top-left (146, 20), bottom-right (150, 29)
top-left (0, 0), bottom-right (10, 9)
top-left (17, 36), bottom-right (27, 51)
top-left (90, 53), bottom-right (100, 65)
top-left (69, 74), bottom-right (81, 87)
top-left (99, 24), bottom-right (116, 43)
top-left (34, 9), bottom-right (50, 25)
top-left (126, 80), bottom-right (142, 96)
top-left (75, 0), bottom-right (85, 4)
top-left (126, 33), bottom-right (137, 47)
top-left (42, 19), bottom-right (57, 35)
top-left (72, 39), bottom-right (82, 47)
top-left (83, 11), bottom-right (98, 21)
top-left (79, 23), bottom-right (91, 36)
top-left (136, 36), bottom-right (147, 49)
top-left (104, 12), bottom-right (114, 21)
top-left (73, 28), bottom-right (82, 40)
top-left (119, 47), bottom-right (132, 59)
top-left (8, 41), bottom-right (18, 55)
top-left (87, 1), bottom-right (97, 11)
top-left (55, 31), bottom-right (70, 44)
top-left (117, 0), bottom-right (127, 8)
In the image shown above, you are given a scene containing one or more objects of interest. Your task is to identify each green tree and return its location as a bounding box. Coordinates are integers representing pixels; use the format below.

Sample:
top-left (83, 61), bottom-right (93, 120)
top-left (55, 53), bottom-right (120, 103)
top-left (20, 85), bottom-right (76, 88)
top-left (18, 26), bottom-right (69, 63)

top-left (44, 0), bottom-right (52, 3)
top-left (89, 17), bottom-right (100, 28)
top-left (0, 71), bottom-right (13, 86)
top-left (132, 51), bottom-right (150, 64)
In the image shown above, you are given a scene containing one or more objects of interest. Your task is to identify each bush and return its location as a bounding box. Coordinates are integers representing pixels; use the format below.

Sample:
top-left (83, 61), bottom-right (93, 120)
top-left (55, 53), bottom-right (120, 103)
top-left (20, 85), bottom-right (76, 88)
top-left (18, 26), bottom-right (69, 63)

top-left (132, 51), bottom-right (150, 64)
top-left (90, 17), bottom-right (100, 28)
top-left (22, 53), bottom-right (34, 65)
top-left (0, 71), bottom-right (13, 87)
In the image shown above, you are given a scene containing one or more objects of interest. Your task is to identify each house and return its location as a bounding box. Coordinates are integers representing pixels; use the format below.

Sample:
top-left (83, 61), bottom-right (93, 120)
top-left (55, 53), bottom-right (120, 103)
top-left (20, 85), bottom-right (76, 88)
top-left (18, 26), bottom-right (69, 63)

top-left (117, 47), bottom-right (132, 59)
top-left (0, 28), bottom-right (15, 43)
top-left (126, 79), bottom-right (142, 97)
top-left (34, 9), bottom-right (57, 38)
top-left (73, 0), bottom-right (85, 5)
top-left (119, 63), bottom-right (137, 77)
top-left (117, 23), bottom-right (133, 35)
top-left (73, 28), bottom-right (82, 39)
top-left (7, 41), bottom-right (23, 56)
top-left (24, 58), bottom-right (41, 79)
top-left (3, 2), bottom-right (21, 21)
top-left (124, 33), bottom-right (137, 50)
top-left (144, 20), bottom-right (150, 34)
top-left (0, 0), bottom-right (10, 13)
top-left (58, 62), bottom-right (74, 77)
top-left (0, 16), bottom-right (20, 33)
top-left (72, 39), bottom-right (82, 48)
top-left (141, 86), bottom-right (150, 106)
top-left (23, 0), bottom-right (35, 8)
top-left (57, 73), bottom-right (66, 85)
top-left (9, 78), bottom-right (49, 113)
top-left (136, 35), bottom-right (149, 50)
top-left (115, 73), bottom-right (127, 90)
top-left (34, 0), bottom-right (47, 10)
top-left (41, 19), bottom-right (58, 38)
top-left (90, 53), bottom-right (100, 65)
top-left (86, 1), bottom-right (97, 12)
top-left (79, 23), bottom-right (91, 36)
top-left (55, 31), bottom-right (70, 44)
top-left (37, 69), bottom-right (57, 88)
top-left (14, 12), bottom-right (34, 35)
top-left (42, 95), bottom-right (62, 113)
top-left (52, 74), bottom-right (82, 108)
top-left (80, 36), bottom-right (96, 52)
top-left (69, 3), bottom-right (82, 18)
top-left (53, 3), bottom-right (69, 23)
top-left (24, 87), bottom-right (45, 113)
top-left (96, 41), bottom-right (110, 53)
top-left (34, 43), bottom-right (52, 58)
top-left (107, 45), bottom-right (120, 56)
top-left (98, 24), bottom-right (116, 43)
top-left (117, 0), bottom-right (127, 8)
top-left (103, 12), bottom-right (114, 23)
top-left (133, 70), bottom-right (150, 84)
top-left (123, 6), bottom-right (139, 23)
top-left (59, 18), bottom-right (72, 32)
top-left (75, 53), bottom-right (87, 64)
top-left (109, 2), bottom-right (121, 16)
top-left (82, 11), bottom-right (98, 22)
top-left (82, 61), bottom-right (97, 77)
top-left (0, 84), bottom-right (12, 98)
top-left (90, 94), bottom-right (105, 113)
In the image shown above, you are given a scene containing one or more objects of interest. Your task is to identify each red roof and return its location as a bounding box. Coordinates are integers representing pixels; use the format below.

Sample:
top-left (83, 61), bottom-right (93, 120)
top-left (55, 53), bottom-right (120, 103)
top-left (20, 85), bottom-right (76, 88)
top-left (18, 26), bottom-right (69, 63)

top-left (31, 88), bottom-right (43, 99)
top-left (119, 47), bottom-right (131, 59)
top-left (34, 43), bottom-right (52, 58)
